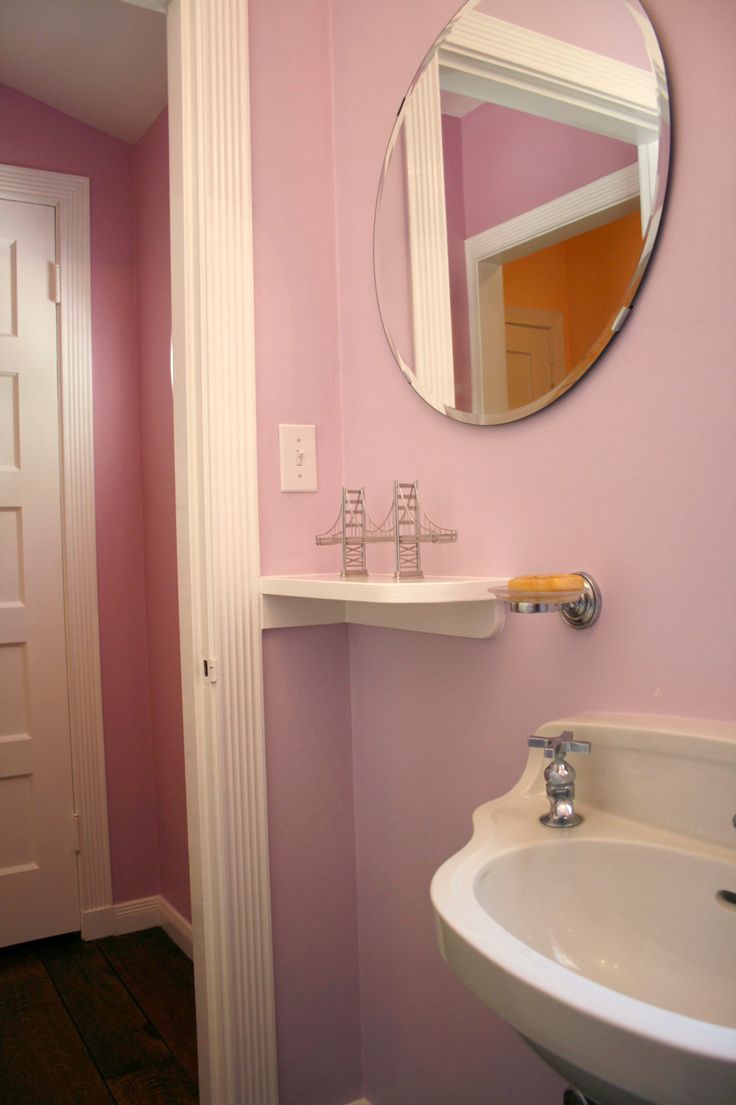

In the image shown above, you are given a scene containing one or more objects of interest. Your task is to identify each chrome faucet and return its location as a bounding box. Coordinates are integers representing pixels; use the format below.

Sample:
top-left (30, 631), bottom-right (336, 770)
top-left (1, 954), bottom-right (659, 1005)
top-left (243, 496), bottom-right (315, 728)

top-left (528, 731), bottom-right (591, 828)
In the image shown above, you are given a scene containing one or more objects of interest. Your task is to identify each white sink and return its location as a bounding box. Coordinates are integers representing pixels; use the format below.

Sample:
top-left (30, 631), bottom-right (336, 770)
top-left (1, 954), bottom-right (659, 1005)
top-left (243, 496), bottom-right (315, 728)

top-left (431, 715), bottom-right (736, 1105)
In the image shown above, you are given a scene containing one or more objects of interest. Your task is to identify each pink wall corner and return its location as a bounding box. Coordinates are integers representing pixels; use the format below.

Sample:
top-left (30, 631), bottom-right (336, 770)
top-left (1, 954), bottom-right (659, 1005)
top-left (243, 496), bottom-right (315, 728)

top-left (249, 2), bottom-right (363, 1103)
top-left (263, 627), bottom-right (362, 1105)
top-left (329, 1), bottom-right (736, 1103)
top-left (460, 102), bottom-right (638, 235)
top-left (134, 109), bottom-right (190, 922)
top-left (0, 83), bottom-right (160, 904)
top-left (249, 0), bottom-right (345, 578)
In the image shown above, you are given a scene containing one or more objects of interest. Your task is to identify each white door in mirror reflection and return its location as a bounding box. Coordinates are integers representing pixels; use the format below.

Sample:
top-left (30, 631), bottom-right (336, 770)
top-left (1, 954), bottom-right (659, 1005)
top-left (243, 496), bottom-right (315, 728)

top-left (504, 308), bottom-right (565, 411)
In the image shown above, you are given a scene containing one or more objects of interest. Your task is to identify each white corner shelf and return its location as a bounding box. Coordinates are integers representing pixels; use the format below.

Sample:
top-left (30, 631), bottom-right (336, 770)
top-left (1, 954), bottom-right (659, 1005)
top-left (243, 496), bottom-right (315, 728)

top-left (260, 574), bottom-right (509, 639)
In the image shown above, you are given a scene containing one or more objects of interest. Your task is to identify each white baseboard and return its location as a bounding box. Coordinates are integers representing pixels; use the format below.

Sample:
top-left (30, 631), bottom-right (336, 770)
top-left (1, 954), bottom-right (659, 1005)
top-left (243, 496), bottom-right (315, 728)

top-left (82, 894), bottom-right (193, 959)
top-left (157, 895), bottom-right (194, 958)
top-left (80, 904), bottom-right (116, 941)
top-left (113, 895), bottom-right (160, 936)
top-left (344, 1100), bottom-right (370, 1104)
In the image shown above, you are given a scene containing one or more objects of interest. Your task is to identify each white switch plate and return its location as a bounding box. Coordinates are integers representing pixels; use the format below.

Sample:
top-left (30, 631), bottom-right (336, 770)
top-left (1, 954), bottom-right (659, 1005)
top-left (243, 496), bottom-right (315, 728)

top-left (279, 424), bottom-right (317, 492)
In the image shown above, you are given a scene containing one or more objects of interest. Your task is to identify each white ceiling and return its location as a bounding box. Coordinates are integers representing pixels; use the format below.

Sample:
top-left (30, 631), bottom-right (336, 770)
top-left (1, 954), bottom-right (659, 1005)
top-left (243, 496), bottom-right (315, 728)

top-left (0, 0), bottom-right (167, 144)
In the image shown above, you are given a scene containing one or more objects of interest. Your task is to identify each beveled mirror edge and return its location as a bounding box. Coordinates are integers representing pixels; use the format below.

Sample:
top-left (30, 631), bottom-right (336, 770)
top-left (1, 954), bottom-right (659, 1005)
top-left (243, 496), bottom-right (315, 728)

top-left (373, 0), bottom-right (672, 426)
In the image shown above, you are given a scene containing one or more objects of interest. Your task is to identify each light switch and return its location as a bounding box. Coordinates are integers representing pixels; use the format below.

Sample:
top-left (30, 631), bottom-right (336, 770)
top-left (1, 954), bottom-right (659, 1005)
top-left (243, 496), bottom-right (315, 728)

top-left (279, 424), bottom-right (317, 492)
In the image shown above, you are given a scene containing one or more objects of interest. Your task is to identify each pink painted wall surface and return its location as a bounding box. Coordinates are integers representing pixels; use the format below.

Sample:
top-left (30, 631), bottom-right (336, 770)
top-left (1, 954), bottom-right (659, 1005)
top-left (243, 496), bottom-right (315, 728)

top-left (262, 626), bottom-right (362, 1105)
top-left (459, 102), bottom-right (637, 236)
top-left (248, 2), bottom-right (362, 1103)
top-left (0, 82), bottom-right (160, 904)
top-left (134, 110), bottom-right (190, 921)
top-left (249, 0), bottom-right (344, 576)
top-left (327, 2), bottom-right (736, 1104)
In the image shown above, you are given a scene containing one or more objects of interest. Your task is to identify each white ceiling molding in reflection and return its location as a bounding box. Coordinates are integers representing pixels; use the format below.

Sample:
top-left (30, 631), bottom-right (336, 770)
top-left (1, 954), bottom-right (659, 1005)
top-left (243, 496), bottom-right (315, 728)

top-left (439, 11), bottom-right (660, 145)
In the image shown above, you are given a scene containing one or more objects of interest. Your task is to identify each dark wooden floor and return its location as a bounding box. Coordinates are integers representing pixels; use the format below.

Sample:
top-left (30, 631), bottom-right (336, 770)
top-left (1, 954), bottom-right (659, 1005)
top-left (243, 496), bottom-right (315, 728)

top-left (0, 927), bottom-right (198, 1105)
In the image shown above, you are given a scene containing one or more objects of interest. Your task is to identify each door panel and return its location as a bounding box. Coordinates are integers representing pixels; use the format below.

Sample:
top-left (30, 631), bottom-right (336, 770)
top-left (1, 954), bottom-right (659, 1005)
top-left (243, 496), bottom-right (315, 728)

top-left (505, 306), bottom-right (565, 410)
top-left (0, 197), bottom-right (79, 946)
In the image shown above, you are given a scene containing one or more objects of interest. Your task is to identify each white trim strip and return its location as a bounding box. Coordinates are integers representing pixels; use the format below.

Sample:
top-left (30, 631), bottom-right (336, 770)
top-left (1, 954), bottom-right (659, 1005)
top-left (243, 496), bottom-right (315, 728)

top-left (168, 0), bottom-right (278, 1102)
top-left (404, 55), bottom-right (455, 408)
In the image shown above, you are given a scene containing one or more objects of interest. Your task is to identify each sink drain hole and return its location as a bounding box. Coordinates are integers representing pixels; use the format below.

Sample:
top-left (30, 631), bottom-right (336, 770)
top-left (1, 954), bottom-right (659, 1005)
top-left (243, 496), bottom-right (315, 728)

top-left (716, 889), bottom-right (736, 911)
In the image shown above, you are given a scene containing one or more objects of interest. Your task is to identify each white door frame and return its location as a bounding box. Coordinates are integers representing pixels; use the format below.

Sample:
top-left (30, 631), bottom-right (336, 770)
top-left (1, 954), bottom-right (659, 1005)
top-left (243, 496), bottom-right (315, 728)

top-left (0, 164), bottom-right (114, 938)
top-left (166, 2), bottom-right (278, 1104)
top-left (465, 163), bottom-right (641, 416)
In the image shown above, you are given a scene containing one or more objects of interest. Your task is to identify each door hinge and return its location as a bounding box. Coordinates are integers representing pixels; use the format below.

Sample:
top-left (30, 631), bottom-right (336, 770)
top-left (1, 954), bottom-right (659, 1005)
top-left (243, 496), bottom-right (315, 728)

top-left (51, 263), bottom-right (61, 304)
top-left (203, 656), bottom-right (217, 684)
top-left (72, 811), bottom-right (81, 852)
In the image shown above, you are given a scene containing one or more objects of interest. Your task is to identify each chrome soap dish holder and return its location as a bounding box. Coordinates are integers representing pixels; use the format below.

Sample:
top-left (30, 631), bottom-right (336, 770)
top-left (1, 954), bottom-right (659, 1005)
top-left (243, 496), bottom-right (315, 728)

top-left (493, 572), bottom-right (602, 630)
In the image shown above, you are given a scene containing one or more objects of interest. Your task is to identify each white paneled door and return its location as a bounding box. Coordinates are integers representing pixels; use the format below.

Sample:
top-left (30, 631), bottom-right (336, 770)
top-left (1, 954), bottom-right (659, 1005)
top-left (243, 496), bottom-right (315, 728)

top-left (0, 197), bottom-right (79, 946)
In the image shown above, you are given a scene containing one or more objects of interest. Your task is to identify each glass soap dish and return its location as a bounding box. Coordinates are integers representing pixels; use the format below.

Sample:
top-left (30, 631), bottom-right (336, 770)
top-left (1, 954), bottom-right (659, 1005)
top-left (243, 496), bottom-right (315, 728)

top-left (492, 572), bottom-right (601, 629)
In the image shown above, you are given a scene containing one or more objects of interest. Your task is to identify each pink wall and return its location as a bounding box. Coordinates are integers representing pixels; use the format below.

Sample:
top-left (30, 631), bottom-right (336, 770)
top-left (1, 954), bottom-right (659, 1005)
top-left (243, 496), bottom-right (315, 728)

top-left (248, 2), bottom-right (362, 1102)
top-left (0, 83), bottom-right (160, 904)
top-left (459, 102), bottom-right (638, 235)
top-left (1, 86), bottom-right (190, 919)
top-left (326, 1), bottom-right (736, 1104)
top-left (134, 110), bottom-right (190, 921)
top-left (262, 626), bottom-right (362, 1105)
top-left (250, 2), bottom-right (735, 1103)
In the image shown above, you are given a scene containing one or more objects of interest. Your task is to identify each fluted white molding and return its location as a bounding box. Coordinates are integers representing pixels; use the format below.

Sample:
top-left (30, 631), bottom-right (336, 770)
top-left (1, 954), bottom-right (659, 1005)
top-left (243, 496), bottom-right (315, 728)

top-left (0, 164), bottom-right (113, 938)
top-left (167, 2), bottom-right (278, 1104)
top-left (439, 11), bottom-right (659, 145)
top-left (404, 55), bottom-right (456, 410)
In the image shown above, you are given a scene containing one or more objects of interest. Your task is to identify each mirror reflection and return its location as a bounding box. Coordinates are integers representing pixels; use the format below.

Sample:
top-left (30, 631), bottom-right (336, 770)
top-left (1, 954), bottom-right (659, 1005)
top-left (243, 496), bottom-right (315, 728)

top-left (374, 0), bottom-right (670, 424)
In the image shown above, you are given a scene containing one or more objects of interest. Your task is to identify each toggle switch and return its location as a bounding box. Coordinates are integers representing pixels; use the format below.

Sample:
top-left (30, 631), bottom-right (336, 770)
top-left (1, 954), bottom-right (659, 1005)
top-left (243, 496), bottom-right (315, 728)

top-left (279, 424), bottom-right (317, 491)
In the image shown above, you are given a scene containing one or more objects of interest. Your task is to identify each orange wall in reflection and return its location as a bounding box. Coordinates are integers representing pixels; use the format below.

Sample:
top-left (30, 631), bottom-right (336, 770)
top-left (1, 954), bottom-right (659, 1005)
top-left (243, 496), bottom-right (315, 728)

top-left (503, 209), bottom-right (643, 372)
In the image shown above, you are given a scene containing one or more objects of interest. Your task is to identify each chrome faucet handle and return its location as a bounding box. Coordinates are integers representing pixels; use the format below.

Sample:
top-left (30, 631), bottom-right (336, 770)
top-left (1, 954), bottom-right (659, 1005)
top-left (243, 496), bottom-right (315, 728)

top-left (528, 731), bottom-right (591, 758)
top-left (528, 731), bottom-right (591, 828)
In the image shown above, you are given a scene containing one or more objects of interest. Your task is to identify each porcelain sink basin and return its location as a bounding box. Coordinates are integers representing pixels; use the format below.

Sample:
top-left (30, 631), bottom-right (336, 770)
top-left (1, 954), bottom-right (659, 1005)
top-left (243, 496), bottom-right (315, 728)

top-left (431, 715), bottom-right (736, 1105)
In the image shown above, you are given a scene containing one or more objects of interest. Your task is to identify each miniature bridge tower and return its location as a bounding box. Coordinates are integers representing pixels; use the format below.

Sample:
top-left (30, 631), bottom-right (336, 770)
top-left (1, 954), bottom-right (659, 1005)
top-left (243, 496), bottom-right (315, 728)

top-left (316, 481), bottom-right (457, 578)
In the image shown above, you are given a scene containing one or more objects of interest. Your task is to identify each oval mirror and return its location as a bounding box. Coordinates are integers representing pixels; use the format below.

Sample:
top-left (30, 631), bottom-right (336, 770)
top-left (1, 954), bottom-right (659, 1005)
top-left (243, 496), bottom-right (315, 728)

top-left (374, 0), bottom-right (670, 424)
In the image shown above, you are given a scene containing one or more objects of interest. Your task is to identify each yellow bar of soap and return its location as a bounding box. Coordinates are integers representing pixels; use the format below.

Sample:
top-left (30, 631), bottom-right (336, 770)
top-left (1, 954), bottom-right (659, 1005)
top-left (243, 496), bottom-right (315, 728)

top-left (508, 574), bottom-right (584, 592)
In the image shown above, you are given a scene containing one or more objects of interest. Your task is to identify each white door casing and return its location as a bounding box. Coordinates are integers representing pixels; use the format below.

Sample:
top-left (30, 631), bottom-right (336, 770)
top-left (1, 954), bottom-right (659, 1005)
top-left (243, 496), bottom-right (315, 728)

top-left (167, 1), bottom-right (279, 1102)
top-left (0, 165), bottom-right (113, 942)
top-left (0, 197), bottom-right (80, 945)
